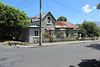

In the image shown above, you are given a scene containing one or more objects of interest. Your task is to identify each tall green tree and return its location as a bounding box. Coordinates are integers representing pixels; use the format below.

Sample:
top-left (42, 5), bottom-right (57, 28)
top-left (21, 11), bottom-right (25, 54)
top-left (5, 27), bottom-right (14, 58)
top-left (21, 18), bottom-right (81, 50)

top-left (0, 1), bottom-right (30, 40)
top-left (97, 3), bottom-right (100, 9)
top-left (78, 28), bottom-right (87, 37)
top-left (82, 20), bottom-right (99, 37)
top-left (57, 16), bottom-right (67, 21)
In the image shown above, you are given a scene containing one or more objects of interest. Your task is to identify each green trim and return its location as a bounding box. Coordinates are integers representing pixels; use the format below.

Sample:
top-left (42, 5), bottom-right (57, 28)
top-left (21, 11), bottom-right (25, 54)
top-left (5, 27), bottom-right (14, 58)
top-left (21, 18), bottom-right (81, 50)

top-left (31, 21), bottom-right (39, 24)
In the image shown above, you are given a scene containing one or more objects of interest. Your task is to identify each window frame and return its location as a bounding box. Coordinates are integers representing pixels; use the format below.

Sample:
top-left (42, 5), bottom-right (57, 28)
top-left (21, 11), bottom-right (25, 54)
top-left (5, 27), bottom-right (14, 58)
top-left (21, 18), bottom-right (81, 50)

top-left (47, 16), bottom-right (52, 24)
top-left (74, 30), bottom-right (77, 34)
top-left (34, 29), bottom-right (39, 37)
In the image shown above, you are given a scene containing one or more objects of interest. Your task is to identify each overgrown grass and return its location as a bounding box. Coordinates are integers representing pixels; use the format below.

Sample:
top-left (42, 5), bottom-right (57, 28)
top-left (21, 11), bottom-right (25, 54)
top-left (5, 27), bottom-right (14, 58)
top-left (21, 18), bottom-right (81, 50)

top-left (2, 40), bottom-right (38, 45)
top-left (3, 41), bottom-right (28, 45)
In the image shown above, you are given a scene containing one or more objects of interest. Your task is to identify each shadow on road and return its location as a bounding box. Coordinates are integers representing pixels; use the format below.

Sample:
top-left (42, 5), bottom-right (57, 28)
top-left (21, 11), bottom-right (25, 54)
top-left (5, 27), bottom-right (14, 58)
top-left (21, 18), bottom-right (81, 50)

top-left (78, 59), bottom-right (100, 67)
top-left (85, 44), bottom-right (100, 50)
top-left (69, 59), bottom-right (100, 67)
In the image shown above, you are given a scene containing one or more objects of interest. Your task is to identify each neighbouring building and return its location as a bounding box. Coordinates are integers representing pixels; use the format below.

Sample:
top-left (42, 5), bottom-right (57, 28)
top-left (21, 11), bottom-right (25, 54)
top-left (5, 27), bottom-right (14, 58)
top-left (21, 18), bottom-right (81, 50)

top-left (56, 21), bottom-right (78, 38)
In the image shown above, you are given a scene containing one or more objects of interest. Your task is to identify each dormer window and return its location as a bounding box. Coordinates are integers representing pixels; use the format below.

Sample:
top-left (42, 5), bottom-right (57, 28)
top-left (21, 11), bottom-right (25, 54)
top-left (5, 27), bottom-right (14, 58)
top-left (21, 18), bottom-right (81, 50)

top-left (47, 16), bottom-right (52, 24)
top-left (48, 17), bottom-right (50, 23)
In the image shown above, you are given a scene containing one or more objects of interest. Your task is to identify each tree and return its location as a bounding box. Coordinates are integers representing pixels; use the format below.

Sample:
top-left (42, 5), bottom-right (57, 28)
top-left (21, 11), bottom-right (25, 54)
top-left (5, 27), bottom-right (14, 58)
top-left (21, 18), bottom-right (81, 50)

top-left (82, 20), bottom-right (99, 37)
top-left (97, 3), bottom-right (100, 9)
top-left (0, 1), bottom-right (30, 40)
top-left (57, 16), bottom-right (67, 21)
top-left (78, 28), bottom-right (87, 37)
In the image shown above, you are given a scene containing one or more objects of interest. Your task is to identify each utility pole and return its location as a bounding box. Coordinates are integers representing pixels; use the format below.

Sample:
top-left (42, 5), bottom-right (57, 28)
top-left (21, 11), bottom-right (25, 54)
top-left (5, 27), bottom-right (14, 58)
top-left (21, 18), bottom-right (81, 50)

top-left (39, 0), bottom-right (42, 46)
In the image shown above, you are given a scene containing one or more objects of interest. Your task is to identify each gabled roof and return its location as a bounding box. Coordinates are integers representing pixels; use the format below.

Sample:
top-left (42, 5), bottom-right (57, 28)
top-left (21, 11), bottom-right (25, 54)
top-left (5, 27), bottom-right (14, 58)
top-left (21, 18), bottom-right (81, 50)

top-left (30, 12), bottom-right (56, 23)
top-left (56, 21), bottom-right (78, 28)
top-left (31, 12), bottom-right (48, 22)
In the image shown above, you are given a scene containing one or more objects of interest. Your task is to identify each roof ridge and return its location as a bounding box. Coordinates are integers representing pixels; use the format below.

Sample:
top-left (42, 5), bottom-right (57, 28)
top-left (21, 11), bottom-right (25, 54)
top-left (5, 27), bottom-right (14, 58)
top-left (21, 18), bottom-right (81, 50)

top-left (31, 12), bottom-right (49, 18)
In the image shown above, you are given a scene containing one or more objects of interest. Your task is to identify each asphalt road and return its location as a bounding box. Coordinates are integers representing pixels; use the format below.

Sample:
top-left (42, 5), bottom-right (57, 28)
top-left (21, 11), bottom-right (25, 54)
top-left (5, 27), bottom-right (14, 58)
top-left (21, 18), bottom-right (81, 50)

top-left (0, 41), bottom-right (100, 67)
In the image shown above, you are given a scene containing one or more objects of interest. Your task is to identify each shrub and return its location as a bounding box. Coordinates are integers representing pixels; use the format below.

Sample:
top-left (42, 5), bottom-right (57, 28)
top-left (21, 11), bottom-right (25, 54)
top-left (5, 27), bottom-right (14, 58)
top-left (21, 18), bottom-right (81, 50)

top-left (49, 36), bottom-right (55, 42)
top-left (57, 32), bottom-right (61, 38)
top-left (68, 35), bottom-right (74, 38)
top-left (42, 33), bottom-right (55, 42)
top-left (42, 33), bottom-right (50, 38)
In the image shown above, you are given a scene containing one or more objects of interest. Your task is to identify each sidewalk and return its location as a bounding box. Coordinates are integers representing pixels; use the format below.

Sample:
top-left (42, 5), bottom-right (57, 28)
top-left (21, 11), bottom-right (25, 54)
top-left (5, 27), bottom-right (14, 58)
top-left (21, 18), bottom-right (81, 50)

top-left (16, 40), bottom-right (100, 48)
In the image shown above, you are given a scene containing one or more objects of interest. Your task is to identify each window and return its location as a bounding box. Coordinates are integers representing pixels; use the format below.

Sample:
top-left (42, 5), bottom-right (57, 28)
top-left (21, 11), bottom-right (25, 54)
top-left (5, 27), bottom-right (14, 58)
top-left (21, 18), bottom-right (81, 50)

top-left (48, 17), bottom-right (50, 23)
top-left (34, 30), bottom-right (39, 36)
top-left (74, 30), bottom-right (77, 34)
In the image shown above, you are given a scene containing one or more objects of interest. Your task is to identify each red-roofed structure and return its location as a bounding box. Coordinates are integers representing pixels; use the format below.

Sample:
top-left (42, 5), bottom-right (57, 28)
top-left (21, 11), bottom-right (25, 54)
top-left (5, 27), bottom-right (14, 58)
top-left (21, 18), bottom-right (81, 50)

top-left (56, 21), bottom-right (78, 37)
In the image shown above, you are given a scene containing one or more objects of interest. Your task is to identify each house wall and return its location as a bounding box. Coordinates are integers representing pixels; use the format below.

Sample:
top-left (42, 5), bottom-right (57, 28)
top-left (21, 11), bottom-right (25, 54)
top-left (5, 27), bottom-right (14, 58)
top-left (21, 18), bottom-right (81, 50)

top-left (42, 13), bottom-right (56, 35)
top-left (73, 28), bottom-right (78, 36)
top-left (55, 28), bottom-right (76, 37)
top-left (73, 30), bottom-right (78, 36)
top-left (29, 28), bottom-right (39, 42)
top-left (55, 28), bottom-right (66, 37)
top-left (68, 28), bottom-right (73, 36)
top-left (27, 13), bottom-right (56, 42)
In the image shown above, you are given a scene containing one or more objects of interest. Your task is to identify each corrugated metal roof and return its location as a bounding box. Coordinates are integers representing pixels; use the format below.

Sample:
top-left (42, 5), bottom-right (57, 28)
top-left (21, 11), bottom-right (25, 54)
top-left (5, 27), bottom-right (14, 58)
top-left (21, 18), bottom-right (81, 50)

top-left (66, 22), bottom-right (78, 28)
top-left (56, 21), bottom-right (68, 28)
top-left (56, 21), bottom-right (78, 28)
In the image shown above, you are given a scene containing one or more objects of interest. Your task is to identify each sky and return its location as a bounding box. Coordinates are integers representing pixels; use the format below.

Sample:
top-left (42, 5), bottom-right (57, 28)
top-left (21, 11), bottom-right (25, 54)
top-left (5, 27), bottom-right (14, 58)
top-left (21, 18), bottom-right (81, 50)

top-left (1, 0), bottom-right (100, 24)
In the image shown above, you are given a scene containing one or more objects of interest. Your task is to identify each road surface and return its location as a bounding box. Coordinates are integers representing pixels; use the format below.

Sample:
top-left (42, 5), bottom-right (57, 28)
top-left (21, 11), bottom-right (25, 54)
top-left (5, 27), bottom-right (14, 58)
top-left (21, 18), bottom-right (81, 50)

top-left (0, 41), bottom-right (100, 67)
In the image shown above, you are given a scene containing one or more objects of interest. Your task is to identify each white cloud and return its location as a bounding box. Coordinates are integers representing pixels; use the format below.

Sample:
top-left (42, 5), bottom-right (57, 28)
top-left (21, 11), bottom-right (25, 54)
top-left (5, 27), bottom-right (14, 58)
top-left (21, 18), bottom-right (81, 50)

top-left (82, 4), bottom-right (93, 13)
top-left (93, 7), bottom-right (96, 9)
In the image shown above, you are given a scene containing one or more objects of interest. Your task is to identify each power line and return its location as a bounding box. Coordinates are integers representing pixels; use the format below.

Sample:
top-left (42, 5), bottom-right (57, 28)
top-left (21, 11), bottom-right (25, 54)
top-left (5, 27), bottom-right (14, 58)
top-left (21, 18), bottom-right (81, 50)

top-left (16, 0), bottom-right (33, 8)
top-left (50, 0), bottom-right (100, 20)
top-left (19, 0), bottom-right (33, 8)
top-left (15, 0), bottom-right (28, 7)
top-left (21, 0), bottom-right (39, 9)
top-left (17, 0), bottom-right (39, 9)
top-left (19, 0), bottom-right (39, 9)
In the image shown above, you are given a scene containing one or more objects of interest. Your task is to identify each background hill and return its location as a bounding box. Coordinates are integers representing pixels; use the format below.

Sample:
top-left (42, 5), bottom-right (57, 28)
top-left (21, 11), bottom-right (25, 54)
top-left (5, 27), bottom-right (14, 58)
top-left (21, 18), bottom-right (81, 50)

top-left (93, 21), bottom-right (100, 26)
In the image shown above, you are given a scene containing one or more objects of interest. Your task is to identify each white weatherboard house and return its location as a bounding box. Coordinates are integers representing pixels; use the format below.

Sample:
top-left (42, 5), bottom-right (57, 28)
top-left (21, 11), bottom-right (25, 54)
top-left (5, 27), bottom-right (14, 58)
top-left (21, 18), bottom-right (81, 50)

top-left (19, 12), bottom-right (56, 42)
top-left (19, 12), bottom-right (78, 42)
